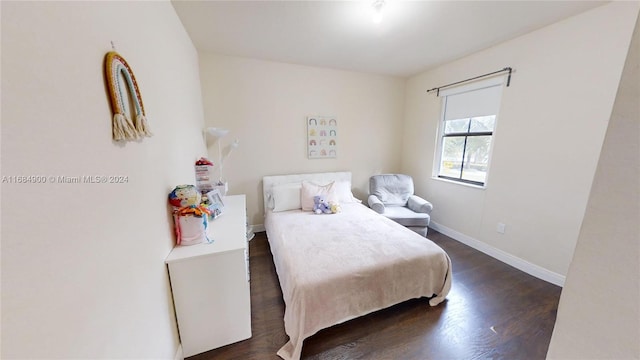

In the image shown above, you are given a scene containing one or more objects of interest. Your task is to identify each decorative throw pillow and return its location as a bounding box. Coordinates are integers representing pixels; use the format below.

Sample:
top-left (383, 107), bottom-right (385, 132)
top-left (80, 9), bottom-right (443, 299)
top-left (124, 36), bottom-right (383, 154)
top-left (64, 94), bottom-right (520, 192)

top-left (271, 183), bottom-right (302, 212)
top-left (334, 180), bottom-right (362, 204)
top-left (301, 181), bottom-right (337, 211)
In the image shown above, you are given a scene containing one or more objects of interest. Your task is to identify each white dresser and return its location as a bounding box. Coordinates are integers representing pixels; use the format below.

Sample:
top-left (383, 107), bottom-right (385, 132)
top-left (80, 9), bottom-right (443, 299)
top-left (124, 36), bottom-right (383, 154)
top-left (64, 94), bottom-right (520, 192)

top-left (165, 194), bottom-right (251, 357)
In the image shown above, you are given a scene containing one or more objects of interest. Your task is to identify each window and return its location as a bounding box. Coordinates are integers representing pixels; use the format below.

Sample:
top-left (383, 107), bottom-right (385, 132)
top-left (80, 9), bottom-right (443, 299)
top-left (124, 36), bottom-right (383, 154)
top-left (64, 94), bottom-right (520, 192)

top-left (435, 78), bottom-right (504, 186)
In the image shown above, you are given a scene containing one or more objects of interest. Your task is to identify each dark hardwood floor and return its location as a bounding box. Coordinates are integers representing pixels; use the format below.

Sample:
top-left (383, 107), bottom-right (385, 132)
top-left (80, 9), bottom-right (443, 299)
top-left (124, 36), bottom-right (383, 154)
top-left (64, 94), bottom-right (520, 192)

top-left (189, 230), bottom-right (562, 360)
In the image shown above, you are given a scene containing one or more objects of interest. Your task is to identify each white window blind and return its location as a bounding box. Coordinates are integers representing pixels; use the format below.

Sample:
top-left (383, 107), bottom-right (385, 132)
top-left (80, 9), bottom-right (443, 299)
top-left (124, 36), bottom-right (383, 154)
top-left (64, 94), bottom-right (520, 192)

top-left (443, 85), bottom-right (503, 120)
top-left (440, 76), bottom-right (504, 120)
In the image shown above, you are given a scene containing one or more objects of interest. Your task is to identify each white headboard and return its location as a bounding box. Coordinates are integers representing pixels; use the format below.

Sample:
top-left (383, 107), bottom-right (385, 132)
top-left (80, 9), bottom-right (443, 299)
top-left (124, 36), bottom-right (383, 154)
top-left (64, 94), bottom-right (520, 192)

top-left (262, 171), bottom-right (352, 213)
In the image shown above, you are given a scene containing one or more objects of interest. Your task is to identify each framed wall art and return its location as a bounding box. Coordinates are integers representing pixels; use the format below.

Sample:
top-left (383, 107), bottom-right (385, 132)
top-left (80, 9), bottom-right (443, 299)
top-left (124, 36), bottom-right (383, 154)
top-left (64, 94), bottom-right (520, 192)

top-left (307, 116), bottom-right (337, 159)
top-left (206, 189), bottom-right (225, 219)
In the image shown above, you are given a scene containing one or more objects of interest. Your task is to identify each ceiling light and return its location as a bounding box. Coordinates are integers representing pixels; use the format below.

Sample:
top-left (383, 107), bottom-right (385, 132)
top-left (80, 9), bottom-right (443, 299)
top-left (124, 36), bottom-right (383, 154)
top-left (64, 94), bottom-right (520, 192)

top-left (372, 0), bottom-right (385, 24)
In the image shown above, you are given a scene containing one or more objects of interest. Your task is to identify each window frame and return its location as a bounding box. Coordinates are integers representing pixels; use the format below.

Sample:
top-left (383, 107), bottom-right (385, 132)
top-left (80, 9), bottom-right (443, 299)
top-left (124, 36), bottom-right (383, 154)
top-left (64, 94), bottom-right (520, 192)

top-left (432, 77), bottom-right (505, 188)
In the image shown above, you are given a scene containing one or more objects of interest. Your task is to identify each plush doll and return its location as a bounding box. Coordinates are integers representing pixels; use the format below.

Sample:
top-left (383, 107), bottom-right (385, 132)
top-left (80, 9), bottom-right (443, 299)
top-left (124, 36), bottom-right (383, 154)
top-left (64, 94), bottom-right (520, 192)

top-left (168, 184), bottom-right (201, 208)
top-left (313, 195), bottom-right (332, 214)
top-left (329, 201), bottom-right (342, 214)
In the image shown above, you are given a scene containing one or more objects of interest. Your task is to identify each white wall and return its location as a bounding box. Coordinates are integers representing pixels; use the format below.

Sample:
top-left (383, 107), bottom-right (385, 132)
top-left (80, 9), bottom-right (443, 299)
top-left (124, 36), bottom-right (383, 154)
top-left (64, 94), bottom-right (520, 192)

top-left (402, 2), bottom-right (639, 280)
top-left (198, 54), bottom-right (406, 225)
top-left (1, 2), bottom-right (206, 358)
top-left (547, 14), bottom-right (639, 359)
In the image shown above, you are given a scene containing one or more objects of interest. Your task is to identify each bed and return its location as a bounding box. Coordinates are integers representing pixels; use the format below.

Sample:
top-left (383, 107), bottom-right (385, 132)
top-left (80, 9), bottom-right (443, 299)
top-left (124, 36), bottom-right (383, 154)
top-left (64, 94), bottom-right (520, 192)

top-left (263, 171), bottom-right (452, 360)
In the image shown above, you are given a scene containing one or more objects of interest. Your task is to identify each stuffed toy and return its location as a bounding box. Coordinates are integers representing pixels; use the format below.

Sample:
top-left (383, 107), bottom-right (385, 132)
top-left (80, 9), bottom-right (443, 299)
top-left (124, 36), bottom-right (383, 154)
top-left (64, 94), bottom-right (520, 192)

top-left (313, 195), bottom-right (332, 214)
top-left (329, 201), bottom-right (342, 214)
top-left (169, 184), bottom-right (212, 246)
top-left (168, 184), bottom-right (201, 208)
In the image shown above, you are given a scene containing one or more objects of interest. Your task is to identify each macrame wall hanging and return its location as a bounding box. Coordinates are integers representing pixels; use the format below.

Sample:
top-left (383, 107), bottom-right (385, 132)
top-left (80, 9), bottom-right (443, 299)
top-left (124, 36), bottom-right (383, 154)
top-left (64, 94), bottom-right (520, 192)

top-left (104, 50), bottom-right (152, 141)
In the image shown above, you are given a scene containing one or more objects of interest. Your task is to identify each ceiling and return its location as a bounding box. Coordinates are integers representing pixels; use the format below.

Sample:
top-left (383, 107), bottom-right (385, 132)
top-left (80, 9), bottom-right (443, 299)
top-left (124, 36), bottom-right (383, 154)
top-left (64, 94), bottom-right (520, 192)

top-left (172, 1), bottom-right (605, 78)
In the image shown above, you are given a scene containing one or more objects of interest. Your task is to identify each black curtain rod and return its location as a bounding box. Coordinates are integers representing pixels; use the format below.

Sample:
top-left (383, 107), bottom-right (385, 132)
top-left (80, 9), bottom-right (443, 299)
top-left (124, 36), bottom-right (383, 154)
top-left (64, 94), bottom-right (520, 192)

top-left (427, 67), bottom-right (513, 96)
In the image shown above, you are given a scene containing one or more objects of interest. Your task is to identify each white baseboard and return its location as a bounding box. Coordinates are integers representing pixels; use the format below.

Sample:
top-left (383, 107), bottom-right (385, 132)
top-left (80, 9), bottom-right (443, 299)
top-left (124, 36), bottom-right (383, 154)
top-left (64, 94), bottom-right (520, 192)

top-left (430, 221), bottom-right (565, 287)
top-left (173, 344), bottom-right (183, 360)
top-left (252, 224), bottom-right (265, 233)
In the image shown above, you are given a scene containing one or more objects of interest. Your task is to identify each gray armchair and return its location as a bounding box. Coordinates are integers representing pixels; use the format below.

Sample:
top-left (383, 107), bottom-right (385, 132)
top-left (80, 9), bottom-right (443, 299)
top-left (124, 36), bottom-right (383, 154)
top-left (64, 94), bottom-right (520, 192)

top-left (368, 174), bottom-right (433, 237)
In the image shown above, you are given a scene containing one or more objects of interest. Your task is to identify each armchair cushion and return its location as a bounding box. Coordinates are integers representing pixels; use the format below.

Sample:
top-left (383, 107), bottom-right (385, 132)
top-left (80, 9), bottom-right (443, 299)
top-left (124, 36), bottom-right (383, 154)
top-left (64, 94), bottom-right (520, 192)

top-left (383, 206), bottom-right (430, 228)
top-left (369, 174), bottom-right (414, 206)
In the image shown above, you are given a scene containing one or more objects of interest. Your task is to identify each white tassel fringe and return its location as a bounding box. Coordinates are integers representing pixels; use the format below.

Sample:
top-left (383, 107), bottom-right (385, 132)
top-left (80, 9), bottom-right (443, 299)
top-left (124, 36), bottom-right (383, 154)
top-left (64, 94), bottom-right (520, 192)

top-left (135, 114), bottom-right (153, 137)
top-left (113, 113), bottom-right (138, 141)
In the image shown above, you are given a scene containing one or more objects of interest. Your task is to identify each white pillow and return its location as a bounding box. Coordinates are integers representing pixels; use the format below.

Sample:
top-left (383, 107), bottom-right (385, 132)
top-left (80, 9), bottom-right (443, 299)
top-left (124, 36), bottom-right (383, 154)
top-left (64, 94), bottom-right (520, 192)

top-left (334, 180), bottom-right (362, 204)
top-left (301, 181), bottom-right (337, 211)
top-left (271, 183), bottom-right (302, 212)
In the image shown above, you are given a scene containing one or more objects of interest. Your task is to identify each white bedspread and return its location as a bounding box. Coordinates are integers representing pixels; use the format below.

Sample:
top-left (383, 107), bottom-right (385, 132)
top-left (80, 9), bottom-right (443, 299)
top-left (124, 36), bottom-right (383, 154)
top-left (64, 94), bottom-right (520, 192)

top-left (265, 203), bottom-right (452, 360)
